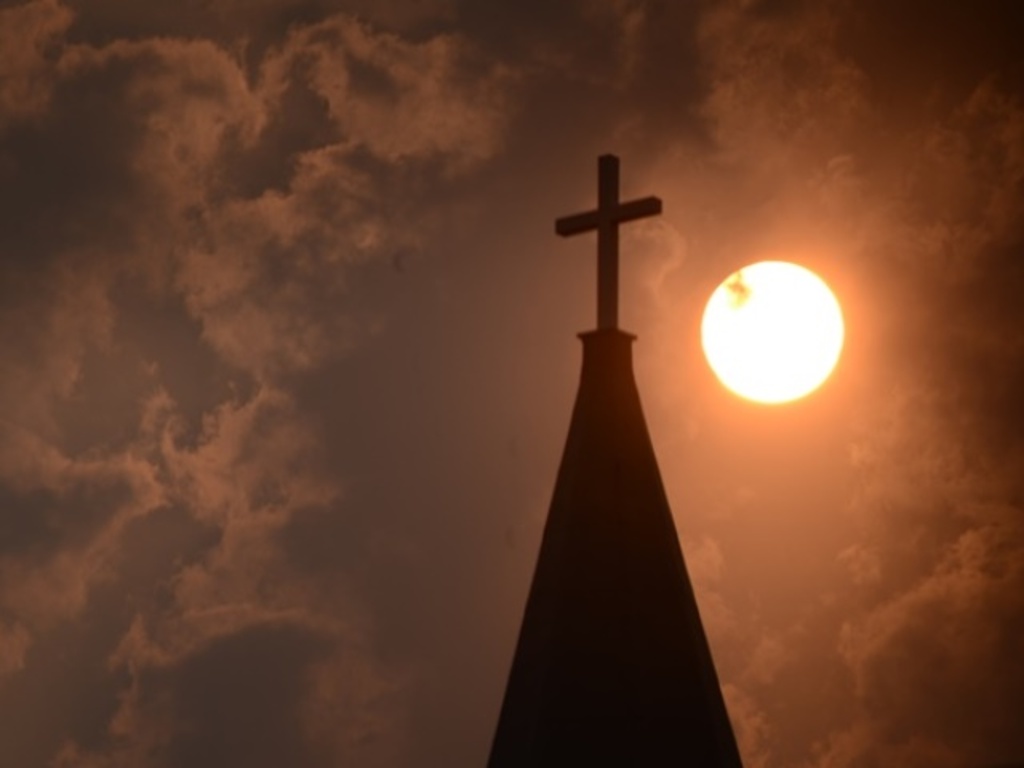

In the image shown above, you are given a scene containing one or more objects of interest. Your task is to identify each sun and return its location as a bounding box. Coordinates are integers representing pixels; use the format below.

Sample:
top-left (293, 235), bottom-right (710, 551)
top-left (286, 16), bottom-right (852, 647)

top-left (701, 261), bottom-right (844, 404)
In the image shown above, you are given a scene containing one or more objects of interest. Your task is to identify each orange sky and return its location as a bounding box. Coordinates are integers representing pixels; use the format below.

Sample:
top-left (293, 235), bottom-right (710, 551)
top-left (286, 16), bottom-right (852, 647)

top-left (0, 1), bottom-right (1023, 766)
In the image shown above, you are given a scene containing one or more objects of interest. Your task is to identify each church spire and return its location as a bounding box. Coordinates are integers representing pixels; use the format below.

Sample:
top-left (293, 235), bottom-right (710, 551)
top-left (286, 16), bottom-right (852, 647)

top-left (488, 156), bottom-right (743, 766)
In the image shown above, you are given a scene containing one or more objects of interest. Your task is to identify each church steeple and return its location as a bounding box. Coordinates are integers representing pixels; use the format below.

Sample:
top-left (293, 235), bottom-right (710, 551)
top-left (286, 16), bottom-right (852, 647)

top-left (488, 156), bottom-right (743, 766)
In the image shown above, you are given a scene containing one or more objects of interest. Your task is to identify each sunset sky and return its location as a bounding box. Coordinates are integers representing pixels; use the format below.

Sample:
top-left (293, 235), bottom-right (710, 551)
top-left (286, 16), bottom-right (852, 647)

top-left (1, 1), bottom-right (1023, 766)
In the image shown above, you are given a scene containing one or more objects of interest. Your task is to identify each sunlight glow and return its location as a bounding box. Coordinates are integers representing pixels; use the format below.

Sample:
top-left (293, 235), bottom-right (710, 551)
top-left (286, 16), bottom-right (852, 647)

top-left (701, 261), bottom-right (844, 404)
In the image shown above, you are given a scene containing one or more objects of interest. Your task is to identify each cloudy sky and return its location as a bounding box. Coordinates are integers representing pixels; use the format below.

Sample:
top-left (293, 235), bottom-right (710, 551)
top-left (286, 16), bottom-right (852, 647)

top-left (1, 0), bottom-right (1023, 766)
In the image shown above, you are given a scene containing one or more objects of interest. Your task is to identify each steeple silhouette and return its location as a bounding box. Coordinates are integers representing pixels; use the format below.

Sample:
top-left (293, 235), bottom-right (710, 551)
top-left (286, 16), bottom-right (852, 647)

top-left (488, 156), bottom-right (743, 766)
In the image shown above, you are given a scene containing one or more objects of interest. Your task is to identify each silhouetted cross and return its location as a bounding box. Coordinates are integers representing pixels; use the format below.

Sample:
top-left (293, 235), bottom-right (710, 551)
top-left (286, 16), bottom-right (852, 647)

top-left (555, 155), bottom-right (662, 330)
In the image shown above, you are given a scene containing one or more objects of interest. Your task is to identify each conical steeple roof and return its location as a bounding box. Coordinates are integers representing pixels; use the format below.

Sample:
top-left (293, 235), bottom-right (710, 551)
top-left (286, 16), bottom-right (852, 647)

top-left (488, 156), bottom-right (742, 766)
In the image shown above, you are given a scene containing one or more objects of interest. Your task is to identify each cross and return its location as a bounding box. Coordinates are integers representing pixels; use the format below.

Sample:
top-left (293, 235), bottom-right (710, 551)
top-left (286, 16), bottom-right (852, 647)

top-left (555, 154), bottom-right (662, 330)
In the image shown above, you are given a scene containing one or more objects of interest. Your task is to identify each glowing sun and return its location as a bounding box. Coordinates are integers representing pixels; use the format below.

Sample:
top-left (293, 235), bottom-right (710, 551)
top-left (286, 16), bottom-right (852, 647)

top-left (701, 261), bottom-right (844, 404)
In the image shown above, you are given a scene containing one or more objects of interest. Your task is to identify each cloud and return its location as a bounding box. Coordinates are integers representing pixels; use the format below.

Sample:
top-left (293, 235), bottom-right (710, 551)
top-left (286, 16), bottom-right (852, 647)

top-left (824, 72), bottom-right (1024, 764)
top-left (0, 412), bottom-right (165, 631)
top-left (698, 2), bottom-right (869, 176)
top-left (0, 3), bottom-right (514, 763)
top-left (0, 0), bottom-right (73, 125)
top-left (55, 621), bottom-right (406, 768)
top-left (883, 80), bottom-right (1024, 287)
top-left (124, 386), bottom-right (343, 663)
top-left (834, 389), bottom-right (1024, 765)
top-left (0, 621), bottom-right (31, 676)
top-left (724, 681), bottom-right (773, 768)
top-left (659, 4), bottom-right (1024, 767)
top-left (259, 14), bottom-right (510, 166)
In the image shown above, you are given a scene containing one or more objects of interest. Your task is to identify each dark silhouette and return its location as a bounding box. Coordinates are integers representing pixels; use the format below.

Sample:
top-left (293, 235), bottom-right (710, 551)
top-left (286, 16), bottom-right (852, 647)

top-left (555, 154), bottom-right (661, 330)
top-left (488, 157), bottom-right (743, 766)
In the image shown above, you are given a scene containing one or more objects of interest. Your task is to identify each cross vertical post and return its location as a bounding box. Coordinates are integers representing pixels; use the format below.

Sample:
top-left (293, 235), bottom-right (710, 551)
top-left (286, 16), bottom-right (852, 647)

top-left (597, 155), bottom-right (620, 331)
top-left (555, 154), bottom-right (662, 330)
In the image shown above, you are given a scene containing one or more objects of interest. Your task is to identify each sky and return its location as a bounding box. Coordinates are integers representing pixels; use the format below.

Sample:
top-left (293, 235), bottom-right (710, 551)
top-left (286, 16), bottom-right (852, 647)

top-left (0, 0), bottom-right (1022, 766)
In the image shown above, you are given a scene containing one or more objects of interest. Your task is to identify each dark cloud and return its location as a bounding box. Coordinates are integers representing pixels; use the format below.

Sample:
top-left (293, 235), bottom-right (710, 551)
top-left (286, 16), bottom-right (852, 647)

top-left (141, 625), bottom-right (331, 768)
top-left (1, 2), bottom-right (511, 764)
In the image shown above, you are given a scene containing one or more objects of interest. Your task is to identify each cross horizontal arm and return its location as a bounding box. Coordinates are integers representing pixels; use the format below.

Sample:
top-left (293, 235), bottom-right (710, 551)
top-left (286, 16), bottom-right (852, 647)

top-left (555, 211), bottom-right (600, 237)
top-left (555, 196), bottom-right (663, 237)
top-left (613, 196), bottom-right (663, 225)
